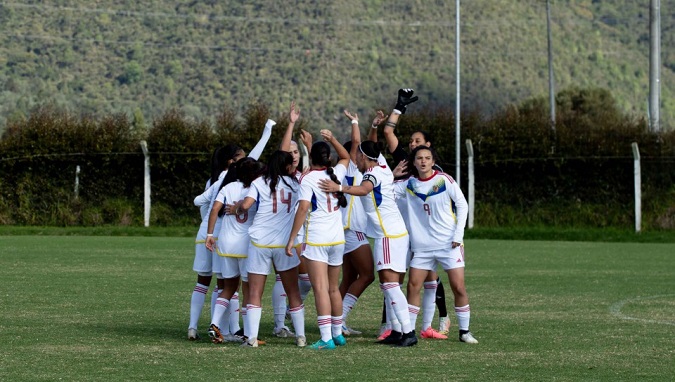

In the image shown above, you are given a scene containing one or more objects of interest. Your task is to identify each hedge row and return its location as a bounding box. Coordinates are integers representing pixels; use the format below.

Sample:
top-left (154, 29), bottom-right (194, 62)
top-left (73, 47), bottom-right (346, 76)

top-left (1, 89), bottom-right (674, 229)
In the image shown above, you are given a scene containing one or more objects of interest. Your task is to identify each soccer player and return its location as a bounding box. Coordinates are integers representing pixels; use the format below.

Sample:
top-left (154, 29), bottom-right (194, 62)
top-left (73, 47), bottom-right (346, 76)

top-left (268, 101), bottom-right (313, 338)
top-left (205, 157), bottom-right (265, 344)
top-left (228, 150), bottom-right (306, 348)
top-left (319, 98), bottom-right (418, 347)
top-left (393, 145), bottom-right (478, 344)
top-left (372, 88), bottom-right (452, 338)
top-left (187, 120), bottom-right (274, 341)
top-left (338, 110), bottom-right (376, 336)
top-left (286, 129), bottom-right (351, 350)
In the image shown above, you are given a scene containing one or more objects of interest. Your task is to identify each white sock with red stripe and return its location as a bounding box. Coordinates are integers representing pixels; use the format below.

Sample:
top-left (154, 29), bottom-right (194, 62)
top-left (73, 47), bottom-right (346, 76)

top-left (272, 274), bottom-right (287, 330)
top-left (455, 305), bottom-right (471, 331)
top-left (342, 293), bottom-right (358, 325)
top-left (317, 315), bottom-right (332, 342)
top-left (289, 304), bottom-right (305, 337)
top-left (298, 273), bottom-right (312, 302)
top-left (211, 297), bottom-right (229, 328)
top-left (331, 316), bottom-right (343, 338)
top-left (229, 292), bottom-right (241, 333)
top-left (408, 304), bottom-right (420, 331)
top-left (247, 304), bottom-right (262, 341)
top-left (382, 282), bottom-right (412, 333)
top-left (422, 281), bottom-right (437, 330)
top-left (189, 283), bottom-right (208, 329)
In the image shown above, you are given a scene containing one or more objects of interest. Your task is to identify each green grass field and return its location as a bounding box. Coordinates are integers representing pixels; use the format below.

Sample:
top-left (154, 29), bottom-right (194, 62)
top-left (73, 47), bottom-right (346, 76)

top-left (1, 235), bottom-right (673, 381)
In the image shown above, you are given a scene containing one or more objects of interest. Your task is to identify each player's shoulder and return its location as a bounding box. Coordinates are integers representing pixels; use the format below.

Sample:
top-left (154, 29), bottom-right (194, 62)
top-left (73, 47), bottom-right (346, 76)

top-left (437, 171), bottom-right (456, 184)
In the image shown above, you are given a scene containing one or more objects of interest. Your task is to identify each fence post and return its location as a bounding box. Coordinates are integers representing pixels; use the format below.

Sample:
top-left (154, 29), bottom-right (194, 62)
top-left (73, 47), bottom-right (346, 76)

top-left (74, 165), bottom-right (81, 199)
top-left (140, 140), bottom-right (151, 227)
top-left (631, 142), bottom-right (641, 233)
top-left (465, 139), bottom-right (474, 229)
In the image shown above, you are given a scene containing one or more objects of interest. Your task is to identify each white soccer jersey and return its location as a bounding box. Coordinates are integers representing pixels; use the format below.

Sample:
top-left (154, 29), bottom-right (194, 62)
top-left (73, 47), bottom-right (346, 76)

top-left (360, 156), bottom-right (408, 239)
top-left (298, 164), bottom-right (347, 246)
top-left (247, 175), bottom-right (299, 248)
top-left (215, 181), bottom-right (257, 257)
top-left (194, 171), bottom-right (228, 242)
top-left (198, 171), bottom-right (227, 220)
top-left (393, 170), bottom-right (468, 252)
top-left (341, 160), bottom-right (367, 233)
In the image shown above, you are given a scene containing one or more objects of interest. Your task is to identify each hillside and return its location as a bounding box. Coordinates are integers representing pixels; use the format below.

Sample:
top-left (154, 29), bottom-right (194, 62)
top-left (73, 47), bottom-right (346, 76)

top-left (1, 0), bottom-right (673, 133)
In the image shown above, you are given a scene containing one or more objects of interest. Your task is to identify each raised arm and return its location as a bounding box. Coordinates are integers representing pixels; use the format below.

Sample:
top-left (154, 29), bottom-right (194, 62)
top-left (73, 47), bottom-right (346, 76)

top-left (248, 119), bottom-right (276, 160)
top-left (343, 109), bottom-right (363, 162)
top-left (280, 101), bottom-right (300, 152)
top-left (383, 88), bottom-right (419, 154)
top-left (367, 110), bottom-right (388, 144)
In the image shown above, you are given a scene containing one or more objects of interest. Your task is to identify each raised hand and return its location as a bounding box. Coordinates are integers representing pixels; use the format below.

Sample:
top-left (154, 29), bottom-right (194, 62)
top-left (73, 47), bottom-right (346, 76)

top-left (395, 88), bottom-right (419, 114)
top-left (299, 128), bottom-right (312, 150)
top-left (289, 101), bottom-right (300, 124)
top-left (343, 109), bottom-right (358, 122)
top-left (320, 129), bottom-right (334, 142)
top-left (371, 110), bottom-right (388, 127)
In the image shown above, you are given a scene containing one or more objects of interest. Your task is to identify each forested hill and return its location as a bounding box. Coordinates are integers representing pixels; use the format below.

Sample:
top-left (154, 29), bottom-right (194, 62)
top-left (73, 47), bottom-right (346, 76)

top-left (1, 0), bottom-right (674, 132)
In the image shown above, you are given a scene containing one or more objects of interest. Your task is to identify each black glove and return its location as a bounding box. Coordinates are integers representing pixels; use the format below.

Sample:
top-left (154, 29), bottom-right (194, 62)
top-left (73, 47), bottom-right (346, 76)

top-left (394, 88), bottom-right (419, 114)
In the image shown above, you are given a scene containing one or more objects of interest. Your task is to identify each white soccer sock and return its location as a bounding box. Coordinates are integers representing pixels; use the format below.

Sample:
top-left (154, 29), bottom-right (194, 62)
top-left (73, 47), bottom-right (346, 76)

top-left (422, 281), bottom-right (437, 330)
top-left (272, 274), bottom-right (287, 330)
top-left (289, 304), bottom-right (305, 338)
top-left (247, 304), bottom-right (262, 341)
top-left (455, 305), bottom-right (471, 331)
top-left (189, 283), bottom-right (208, 329)
top-left (380, 284), bottom-right (401, 332)
top-left (229, 292), bottom-right (241, 333)
top-left (408, 304), bottom-right (420, 331)
top-left (210, 288), bottom-right (221, 318)
top-left (331, 316), bottom-right (343, 338)
top-left (342, 293), bottom-right (358, 324)
top-left (211, 297), bottom-right (229, 328)
top-left (241, 306), bottom-right (249, 338)
top-left (298, 273), bottom-right (312, 302)
top-left (382, 282), bottom-right (412, 333)
top-left (317, 315), bottom-right (332, 342)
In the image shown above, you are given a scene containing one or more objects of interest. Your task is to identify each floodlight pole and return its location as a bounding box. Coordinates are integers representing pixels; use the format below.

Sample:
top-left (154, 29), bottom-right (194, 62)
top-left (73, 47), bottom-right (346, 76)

top-left (140, 140), bottom-right (151, 227)
top-left (546, 0), bottom-right (556, 132)
top-left (455, 0), bottom-right (461, 187)
top-left (649, 0), bottom-right (661, 132)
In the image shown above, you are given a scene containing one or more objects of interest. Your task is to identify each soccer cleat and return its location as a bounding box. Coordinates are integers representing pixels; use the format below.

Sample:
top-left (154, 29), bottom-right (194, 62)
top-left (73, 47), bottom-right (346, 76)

top-left (208, 324), bottom-right (224, 344)
top-left (296, 335), bottom-right (307, 347)
top-left (396, 331), bottom-right (418, 347)
top-left (332, 334), bottom-right (347, 346)
top-left (240, 338), bottom-right (259, 348)
top-left (420, 327), bottom-right (448, 340)
top-left (187, 328), bottom-right (200, 341)
top-left (459, 331), bottom-right (479, 344)
top-left (377, 328), bottom-right (392, 341)
top-left (273, 326), bottom-right (296, 338)
top-left (376, 330), bottom-right (402, 345)
top-left (378, 323), bottom-right (389, 338)
top-left (341, 324), bottom-right (362, 336)
top-left (438, 316), bottom-right (451, 334)
top-left (223, 333), bottom-right (244, 343)
top-left (308, 338), bottom-right (336, 350)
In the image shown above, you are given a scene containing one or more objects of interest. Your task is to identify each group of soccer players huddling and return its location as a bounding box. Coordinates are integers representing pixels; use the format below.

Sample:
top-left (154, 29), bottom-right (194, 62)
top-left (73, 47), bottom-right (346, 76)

top-left (187, 89), bottom-right (478, 349)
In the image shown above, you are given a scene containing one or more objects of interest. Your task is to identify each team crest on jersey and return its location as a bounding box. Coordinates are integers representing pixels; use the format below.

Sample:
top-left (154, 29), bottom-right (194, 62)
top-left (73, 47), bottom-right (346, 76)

top-left (407, 177), bottom-right (446, 201)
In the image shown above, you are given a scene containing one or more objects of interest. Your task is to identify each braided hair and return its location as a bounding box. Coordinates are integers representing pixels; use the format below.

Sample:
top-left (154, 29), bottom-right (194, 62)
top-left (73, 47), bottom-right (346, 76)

top-left (311, 141), bottom-right (347, 208)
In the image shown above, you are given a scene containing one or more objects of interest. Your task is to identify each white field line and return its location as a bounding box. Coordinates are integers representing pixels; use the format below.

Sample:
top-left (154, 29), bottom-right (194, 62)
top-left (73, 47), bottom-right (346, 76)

top-left (609, 294), bottom-right (675, 326)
